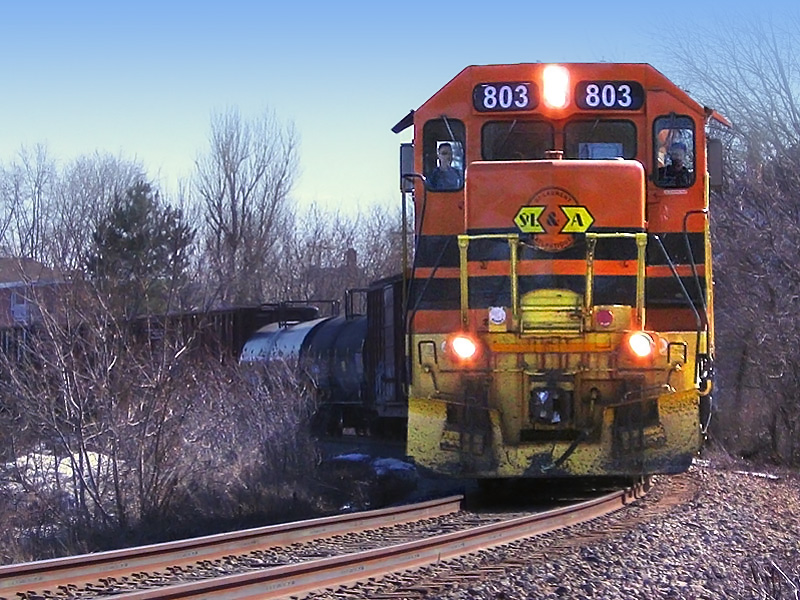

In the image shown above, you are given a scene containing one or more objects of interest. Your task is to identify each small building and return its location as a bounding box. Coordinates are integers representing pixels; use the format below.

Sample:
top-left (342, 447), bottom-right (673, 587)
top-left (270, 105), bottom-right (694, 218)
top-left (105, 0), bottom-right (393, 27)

top-left (0, 257), bottom-right (64, 328)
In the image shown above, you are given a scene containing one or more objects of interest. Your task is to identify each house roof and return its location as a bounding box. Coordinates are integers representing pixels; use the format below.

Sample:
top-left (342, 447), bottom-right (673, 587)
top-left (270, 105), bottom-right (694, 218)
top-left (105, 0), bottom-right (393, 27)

top-left (0, 257), bottom-right (63, 287)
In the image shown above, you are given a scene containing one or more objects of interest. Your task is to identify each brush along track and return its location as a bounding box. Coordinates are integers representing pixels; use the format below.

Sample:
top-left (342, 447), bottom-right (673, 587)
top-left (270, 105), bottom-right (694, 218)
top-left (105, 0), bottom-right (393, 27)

top-left (0, 480), bottom-right (659, 599)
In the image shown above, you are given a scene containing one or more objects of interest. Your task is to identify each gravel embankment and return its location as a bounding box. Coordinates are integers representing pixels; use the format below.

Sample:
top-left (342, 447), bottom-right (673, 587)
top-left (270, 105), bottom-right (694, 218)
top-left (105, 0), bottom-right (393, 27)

top-left (463, 460), bottom-right (800, 599)
top-left (348, 455), bottom-right (800, 599)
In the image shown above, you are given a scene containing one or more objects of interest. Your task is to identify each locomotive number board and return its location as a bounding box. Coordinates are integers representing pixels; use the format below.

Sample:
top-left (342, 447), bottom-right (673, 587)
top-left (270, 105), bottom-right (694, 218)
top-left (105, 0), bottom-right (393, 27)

top-left (473, 82), bottom-right (538, 112)
top-left (575, 81), bottom-right (645, 110)
top-left (472, 80), bottom-right (645, 112)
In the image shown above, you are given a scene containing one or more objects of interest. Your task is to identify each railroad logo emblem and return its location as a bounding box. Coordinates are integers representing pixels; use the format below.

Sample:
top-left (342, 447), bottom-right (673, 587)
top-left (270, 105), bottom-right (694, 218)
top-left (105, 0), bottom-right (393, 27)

top-left (513, 206), bottom-right (546, 233)
top-left (513, 187), bottom-right (594, 252)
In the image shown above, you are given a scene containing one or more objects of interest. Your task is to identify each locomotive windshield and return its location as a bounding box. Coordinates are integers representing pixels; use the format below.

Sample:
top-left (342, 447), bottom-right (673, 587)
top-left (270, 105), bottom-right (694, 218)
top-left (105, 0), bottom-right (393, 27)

top-left (564, 120), bottom-right (637, 159)
top-left (481, 120), bottom-right (554, 160)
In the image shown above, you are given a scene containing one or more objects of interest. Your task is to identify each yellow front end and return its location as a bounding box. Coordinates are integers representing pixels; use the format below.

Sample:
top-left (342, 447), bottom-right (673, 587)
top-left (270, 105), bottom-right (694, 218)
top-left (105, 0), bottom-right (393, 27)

top-left (407, 327), bottom-right (703, 478)
top-left (406, 231), bottom-right (705, 479)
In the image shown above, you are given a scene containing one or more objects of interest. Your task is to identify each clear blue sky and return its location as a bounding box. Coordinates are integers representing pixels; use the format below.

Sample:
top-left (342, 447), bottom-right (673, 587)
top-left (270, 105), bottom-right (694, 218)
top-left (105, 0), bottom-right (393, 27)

top-left (0, 1), bottom-right (791, 213)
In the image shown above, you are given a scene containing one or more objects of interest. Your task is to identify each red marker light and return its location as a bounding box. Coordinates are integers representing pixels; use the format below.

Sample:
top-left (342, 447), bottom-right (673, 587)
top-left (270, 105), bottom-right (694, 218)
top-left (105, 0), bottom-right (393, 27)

top-left (596, 309), bottom-right (614, 328)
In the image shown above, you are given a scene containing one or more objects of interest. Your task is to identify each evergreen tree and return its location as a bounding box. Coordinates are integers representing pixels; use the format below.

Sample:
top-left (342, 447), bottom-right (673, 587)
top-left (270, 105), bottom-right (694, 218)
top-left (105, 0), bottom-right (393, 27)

top-left (87, 181), bottom-right (195, 315)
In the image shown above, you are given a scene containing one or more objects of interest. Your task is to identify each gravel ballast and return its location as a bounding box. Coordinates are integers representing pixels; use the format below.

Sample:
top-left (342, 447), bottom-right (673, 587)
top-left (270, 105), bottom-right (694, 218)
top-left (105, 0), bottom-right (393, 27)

top-left (329, 455), bottom-right (800, 599)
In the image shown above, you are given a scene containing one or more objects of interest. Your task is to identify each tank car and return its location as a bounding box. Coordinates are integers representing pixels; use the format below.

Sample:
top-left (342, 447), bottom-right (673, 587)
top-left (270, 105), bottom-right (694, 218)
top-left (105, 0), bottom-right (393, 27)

top-left (393, 62), bottom-right (725, 480)
top-left (240, 315), bottom-right (367, 433)
top-left (240, 277), bottom-right (407, 437)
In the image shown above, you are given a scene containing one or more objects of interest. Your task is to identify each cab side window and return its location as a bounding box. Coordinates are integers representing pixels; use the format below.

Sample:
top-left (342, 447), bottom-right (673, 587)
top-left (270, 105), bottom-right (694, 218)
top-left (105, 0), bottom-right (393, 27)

top-left (654, 115), bottom-right (695, 188)
top-left (424, 118), bottom-right (465, 191)
top-left (564, 120), bottom-right (636, 159)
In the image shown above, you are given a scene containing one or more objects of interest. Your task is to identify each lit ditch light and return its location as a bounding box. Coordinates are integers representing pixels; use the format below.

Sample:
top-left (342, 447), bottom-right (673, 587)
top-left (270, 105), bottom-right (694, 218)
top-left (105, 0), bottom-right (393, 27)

top-left (627, 331), bottom-right (655, 358)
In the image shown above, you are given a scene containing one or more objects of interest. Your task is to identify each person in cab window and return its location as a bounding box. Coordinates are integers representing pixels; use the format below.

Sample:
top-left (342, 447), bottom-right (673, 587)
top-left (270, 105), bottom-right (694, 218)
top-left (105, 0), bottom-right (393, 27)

top-left (658, 141), bottom-right (692, 187)
top-left (429, 143), bottom-right (461, 190)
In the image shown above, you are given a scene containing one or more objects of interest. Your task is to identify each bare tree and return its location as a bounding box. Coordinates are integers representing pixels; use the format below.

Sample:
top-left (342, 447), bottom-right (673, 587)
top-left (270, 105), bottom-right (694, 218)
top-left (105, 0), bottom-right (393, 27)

top-left (194, 109), bottom-right (299, 305)
top-left (0, 145), bottom-right (56, 262)
top-left (265, 203), bottom-right (406, 308)
top-left (667, 14), bottom-right (800, 465)
top-left (357, 204), bottom-right (409, 284)
top-left (0, 150), bottom-right (148, 271)
top-left (50, 154), bottom-right (148, 271)
top-left (670, 15), bottom-right (800, 174)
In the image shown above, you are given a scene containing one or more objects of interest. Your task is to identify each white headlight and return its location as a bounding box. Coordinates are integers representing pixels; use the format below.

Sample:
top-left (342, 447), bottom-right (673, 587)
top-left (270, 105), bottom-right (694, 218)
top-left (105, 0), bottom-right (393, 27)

top-left (451, 335), bottom-right (478, 360)
top-left (543, 64), bottom-right (570, 109)
top-left (628, 332), bottom-right (654, 358)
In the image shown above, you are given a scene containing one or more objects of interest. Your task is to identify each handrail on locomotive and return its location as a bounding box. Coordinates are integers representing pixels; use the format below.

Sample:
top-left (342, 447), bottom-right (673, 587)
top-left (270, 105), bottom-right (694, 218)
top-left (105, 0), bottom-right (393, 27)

top-left (455, 231), bottom-right (652, 334)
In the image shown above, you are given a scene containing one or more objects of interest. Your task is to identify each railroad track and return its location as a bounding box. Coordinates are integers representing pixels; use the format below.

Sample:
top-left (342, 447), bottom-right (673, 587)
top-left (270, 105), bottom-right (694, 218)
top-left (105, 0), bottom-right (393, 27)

top-left (1, 480), bottom-right (651, 600)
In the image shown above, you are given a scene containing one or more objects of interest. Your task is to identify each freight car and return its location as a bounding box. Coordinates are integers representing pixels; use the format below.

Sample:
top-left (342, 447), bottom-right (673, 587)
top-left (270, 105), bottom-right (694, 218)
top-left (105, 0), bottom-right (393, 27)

top-left (243, 62), bottom-right (724, 482)
top-left (240, 277), bottom-right (407, 437)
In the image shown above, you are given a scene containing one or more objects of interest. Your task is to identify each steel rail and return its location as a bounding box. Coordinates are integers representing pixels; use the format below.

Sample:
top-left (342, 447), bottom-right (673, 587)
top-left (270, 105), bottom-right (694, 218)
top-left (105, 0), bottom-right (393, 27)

top-left (0, 495), bottom-right (463, 597)
top-left (106, 482), bottom-right (648, 600)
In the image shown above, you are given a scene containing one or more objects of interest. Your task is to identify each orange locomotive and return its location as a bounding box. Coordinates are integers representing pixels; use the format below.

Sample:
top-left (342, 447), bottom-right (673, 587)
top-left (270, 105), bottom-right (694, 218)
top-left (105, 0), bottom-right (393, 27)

top-left (394, 63), bottom-right (724, 479)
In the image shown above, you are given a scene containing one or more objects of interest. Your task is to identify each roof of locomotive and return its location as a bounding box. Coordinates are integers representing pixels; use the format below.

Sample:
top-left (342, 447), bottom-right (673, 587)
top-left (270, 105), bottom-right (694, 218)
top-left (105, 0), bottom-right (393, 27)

top-left (393, 63), bottom-right (727, 133)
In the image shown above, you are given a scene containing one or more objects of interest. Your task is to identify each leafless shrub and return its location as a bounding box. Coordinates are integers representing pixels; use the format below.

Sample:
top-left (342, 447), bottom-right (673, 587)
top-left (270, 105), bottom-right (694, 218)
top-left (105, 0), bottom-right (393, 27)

top-left (710, 177), bottom-right (800, 464)
top-left (174, 359), bottom-right (321, 525)
top-left (0, 276), bottom-right (321, 561)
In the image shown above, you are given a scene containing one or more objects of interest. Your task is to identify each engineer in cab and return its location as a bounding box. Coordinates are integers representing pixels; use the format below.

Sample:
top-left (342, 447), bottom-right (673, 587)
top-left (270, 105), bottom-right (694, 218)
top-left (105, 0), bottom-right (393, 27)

top-left (657, 141), bottom-right (693, 187)
top-left (428, 142), bottom-right (462, 190)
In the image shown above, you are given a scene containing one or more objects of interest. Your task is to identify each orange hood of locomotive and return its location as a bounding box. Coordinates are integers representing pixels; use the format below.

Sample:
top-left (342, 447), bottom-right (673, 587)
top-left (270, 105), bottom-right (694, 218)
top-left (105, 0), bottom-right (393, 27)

top-left (464, 160), bottom-right (646, 236)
